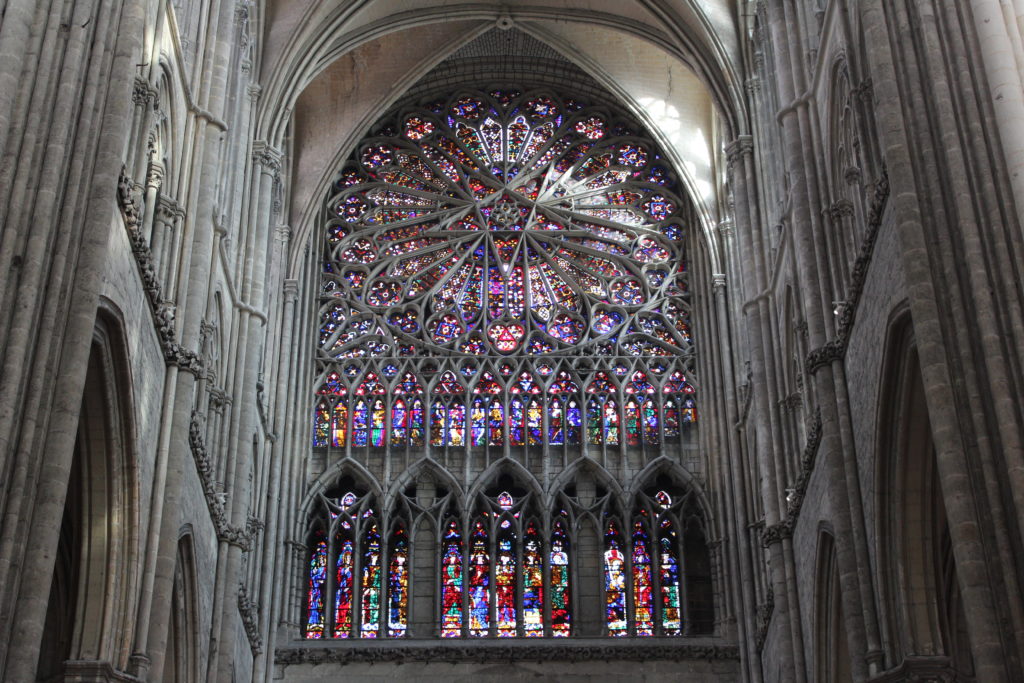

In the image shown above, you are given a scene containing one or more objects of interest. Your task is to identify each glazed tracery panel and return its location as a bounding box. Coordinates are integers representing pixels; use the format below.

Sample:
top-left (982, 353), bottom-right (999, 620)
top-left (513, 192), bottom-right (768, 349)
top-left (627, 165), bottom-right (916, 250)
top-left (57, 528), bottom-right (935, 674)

top-left (314, 88), bottom-right (698, 456)
top-left (305, 88), bottom-right (707, 643)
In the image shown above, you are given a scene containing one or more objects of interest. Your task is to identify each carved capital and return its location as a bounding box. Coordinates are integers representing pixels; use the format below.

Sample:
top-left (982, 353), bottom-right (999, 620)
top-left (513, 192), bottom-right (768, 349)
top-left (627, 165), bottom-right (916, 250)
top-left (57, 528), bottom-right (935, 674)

top-left (725, 136), bottom-right (755, 169)
top-left (829, 198), bottom-right (855, 221)
top-left (145, 162), bottom-right (165, 189)
top-left (283, 279), bottom-right (300, 301)
top-left (805, 340), bottom-right (846, 374)
top-left (252, 142), bottom-right (282, 175)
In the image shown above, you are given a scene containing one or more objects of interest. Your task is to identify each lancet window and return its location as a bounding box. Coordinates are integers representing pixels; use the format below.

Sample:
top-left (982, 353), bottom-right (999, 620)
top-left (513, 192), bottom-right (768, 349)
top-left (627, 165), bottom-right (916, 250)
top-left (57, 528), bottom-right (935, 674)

top-left (303, 485), bottom-right (409, 639)
top-left (303, 471), bottom-right (713, 640)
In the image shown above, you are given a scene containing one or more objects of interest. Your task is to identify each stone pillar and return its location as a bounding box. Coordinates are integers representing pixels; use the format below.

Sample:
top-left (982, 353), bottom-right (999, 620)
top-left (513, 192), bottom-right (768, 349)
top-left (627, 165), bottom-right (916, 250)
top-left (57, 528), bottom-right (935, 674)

top-left (140, 161), bottom-right (164, 246)
top-left (252, 278), bottom-right (298, 682)
top-left (412, 478), bottom-right (438, 638)
top-left (0, 0), bottom-right (146, 677)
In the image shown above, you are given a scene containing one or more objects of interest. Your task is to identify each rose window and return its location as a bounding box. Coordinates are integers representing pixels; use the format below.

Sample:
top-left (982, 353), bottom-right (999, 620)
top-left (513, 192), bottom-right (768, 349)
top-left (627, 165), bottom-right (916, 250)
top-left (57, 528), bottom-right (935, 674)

top-left (319, 89), bottom-right (693, 359)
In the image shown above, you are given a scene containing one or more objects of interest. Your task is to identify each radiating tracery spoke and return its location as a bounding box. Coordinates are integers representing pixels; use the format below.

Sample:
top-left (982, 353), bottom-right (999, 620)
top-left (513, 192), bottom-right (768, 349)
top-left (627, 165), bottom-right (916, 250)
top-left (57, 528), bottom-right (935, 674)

top-left (321, 89), bottom-right (693, 358)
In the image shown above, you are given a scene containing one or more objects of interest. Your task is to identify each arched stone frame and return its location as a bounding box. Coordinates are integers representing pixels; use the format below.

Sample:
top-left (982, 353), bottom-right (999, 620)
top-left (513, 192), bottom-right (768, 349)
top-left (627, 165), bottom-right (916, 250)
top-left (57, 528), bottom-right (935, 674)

top-left (813, 526), bottom-right (851, 683)
top-left (268, 11), bottom-right (741, 284)
top-left (874, 309), bottom-right (974, 677)
top-left (163, 528), bottom-right (201, 683)
top-left (822, 55), bottom-right (864, 299)
top-left (628, 458), bottom-right (718, 636)
top-left (38, 305), bottom-right (141, 678)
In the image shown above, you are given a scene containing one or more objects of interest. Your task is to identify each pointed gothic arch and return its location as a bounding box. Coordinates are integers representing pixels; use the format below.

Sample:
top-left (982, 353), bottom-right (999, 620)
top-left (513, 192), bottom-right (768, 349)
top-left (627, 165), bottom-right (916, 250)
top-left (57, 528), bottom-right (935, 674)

top-left (37, 308), bottom-right (141, 678)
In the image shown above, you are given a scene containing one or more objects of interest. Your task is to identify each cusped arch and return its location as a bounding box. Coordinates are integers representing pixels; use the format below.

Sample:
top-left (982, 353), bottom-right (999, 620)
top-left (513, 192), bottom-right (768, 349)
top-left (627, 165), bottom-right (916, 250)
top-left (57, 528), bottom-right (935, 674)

top-left (301, 458), bottom-right (384, 520)
top-left (382, 457), bottom-right (465, 512)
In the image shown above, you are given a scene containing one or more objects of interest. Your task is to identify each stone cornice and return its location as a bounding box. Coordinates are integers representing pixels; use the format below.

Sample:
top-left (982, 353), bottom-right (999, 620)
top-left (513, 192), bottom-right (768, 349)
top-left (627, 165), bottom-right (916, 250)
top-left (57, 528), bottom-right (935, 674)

top-left (238, 583), bottom-right (263, 656)
top-left (754, 587), bottom-right (774, 653)
top-left (804, 168), bottom-right (890, 376)
top-left (275, 640), bottom-right (740, 666)
top-left (188, 411), bottom-right (261, 551)
top-left (117, 166), bottom-right (205, 378)
top-left (762, 408), bottom-right (823, 546)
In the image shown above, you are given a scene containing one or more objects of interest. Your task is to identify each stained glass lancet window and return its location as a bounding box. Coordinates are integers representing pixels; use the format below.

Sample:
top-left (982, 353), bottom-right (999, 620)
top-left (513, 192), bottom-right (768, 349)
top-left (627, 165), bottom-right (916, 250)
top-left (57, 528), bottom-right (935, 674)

top-left (302, 491), bottom-right (409, 640)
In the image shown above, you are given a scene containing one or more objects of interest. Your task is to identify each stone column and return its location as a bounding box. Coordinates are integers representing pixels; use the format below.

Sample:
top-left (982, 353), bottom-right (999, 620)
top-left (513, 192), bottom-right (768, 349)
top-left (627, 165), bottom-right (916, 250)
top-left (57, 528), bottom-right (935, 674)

top-left (412, 479), bottom-right (438, 637)
top-left (0, 0), bottom-right (145, 677)
top-left (140, 161), bottom-right (164, 246)
top-left (253, 278), bottom-right (297, 682)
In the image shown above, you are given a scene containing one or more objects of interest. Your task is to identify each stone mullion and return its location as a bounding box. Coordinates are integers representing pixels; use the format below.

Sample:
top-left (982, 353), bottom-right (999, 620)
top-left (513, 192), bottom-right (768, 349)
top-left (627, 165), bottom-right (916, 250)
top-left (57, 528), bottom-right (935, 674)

top-left (860, 1), bottom-right (1023, 677)
top-left (0, 1), bottom-right (145, 677)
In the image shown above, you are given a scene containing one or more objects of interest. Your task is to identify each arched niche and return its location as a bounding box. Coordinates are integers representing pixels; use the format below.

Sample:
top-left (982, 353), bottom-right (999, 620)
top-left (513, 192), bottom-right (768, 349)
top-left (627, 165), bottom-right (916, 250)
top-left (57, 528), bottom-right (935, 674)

top-left (37, 311), bottom-right (140, 679)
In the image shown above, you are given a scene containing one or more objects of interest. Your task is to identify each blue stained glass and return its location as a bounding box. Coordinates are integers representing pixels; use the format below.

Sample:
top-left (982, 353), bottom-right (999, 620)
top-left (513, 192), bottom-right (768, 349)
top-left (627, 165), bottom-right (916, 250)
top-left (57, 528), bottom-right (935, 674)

top-left (353, 399), bottom-right (369, 446)
top-left (441, 521), bottom-right (463, 637)
top-left (658, 519), bottom-right (682, 635)
top-left (388, 526), bottom-right (409, 637)
top-left (632, 522), bottom-right (654, 636)
top-left (471, 397), bottom-right (486, 446)
top-left (334, 538), bottom-right (354, 637)
top-left (469, 522), bottom-right (490, 636)
top-left (391, 398), bottom-right (407, 444)
top-left (314, 402), bottom-right (330, 448)
top-left (306, 536), bottom-right (327, 638)
top-left (604, 522), bottom-right (627, 635)
top-left (566, 399), bottom-right (582, 444)
top-left (551, 520), bottom-right (571, 637)
top-left (510, 397), bottom-right (525, 445)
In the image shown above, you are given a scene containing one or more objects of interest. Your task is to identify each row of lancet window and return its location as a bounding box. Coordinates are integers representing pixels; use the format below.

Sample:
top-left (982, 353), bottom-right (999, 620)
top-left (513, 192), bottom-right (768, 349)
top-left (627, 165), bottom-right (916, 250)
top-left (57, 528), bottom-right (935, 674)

top-left (305, 488), bottom-right (704, 639)
top-left (312, 369), bottom-right (696, 449)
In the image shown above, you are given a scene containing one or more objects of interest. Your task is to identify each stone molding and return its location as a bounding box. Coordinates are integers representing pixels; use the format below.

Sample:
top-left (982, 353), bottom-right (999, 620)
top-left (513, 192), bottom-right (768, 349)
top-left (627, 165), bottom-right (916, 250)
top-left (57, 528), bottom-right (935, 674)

top-left (188, 411), bottom-right (260, 550)
top-left (61, 659), bottom-right (140, 682)
top-left (868, 656), bottom-right (963, 682)
top-left (238, 583), bottom-right (263, 655)
top-left (754, 586), bottom-right (774, 653)
top-left (761, 408), bottom-right (823, 546)
top-left (275, 640), bottom-right (740, 666)
top-left (804, 168), bottom-right (890, 375)
top-left (117, 167), bottom-right (205, 377)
